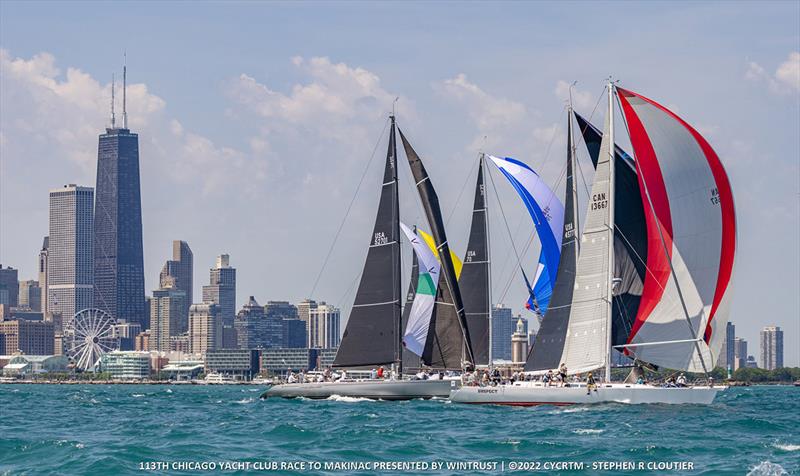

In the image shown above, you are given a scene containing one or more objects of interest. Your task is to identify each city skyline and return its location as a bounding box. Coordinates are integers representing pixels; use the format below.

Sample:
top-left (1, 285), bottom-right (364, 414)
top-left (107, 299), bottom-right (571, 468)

top-left (1, 2), bottom-right (798, 365)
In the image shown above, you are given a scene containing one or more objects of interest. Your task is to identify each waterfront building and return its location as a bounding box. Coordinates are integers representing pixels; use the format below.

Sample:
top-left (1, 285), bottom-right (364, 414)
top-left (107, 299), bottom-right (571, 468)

top-left (0, 265), bottom-right (19, 308)
top-left (189, 303), bottom-right (221, 356)
top-left (99, 351), bottom-right (151, 379)
top-left (0, 320), bottom-right (55, 355)
top-left (18, 280), bottom-right (42, 312)
top-left (283, 318), bottom-right (307, 348)
top-left (264, 301), bottom-right (297, 348)
top-left (38, 237), bottom-right (49, 314)
top-left (235, 296), bottom-right (268, 349)
top-left (204, 349), bottom-right (259, 380)
top-left (48, 184), bottom-right (95, 331)
top-left (261, 348), bottom-right (316, 375)
top-left (491, 304), bottom-right (514, 362)
top-left (308, 302), bottom-right (340, 349)
top-left (511, 317), bottom-right (528, 365)
top-left (93, 114), bottom-right (146, 327)
top-left (149, 281), bottom-right (187, 352)
top-left (760, 326), bottom-right (784, 370)
top-left (717, 322), bottom-right (736, 369)
top-left (1, 355), bottom-right (68, 377)
top-left (202, 255), bottom-right (236, 327)
top-left (160, 360), bottom-right (204, 381)
top-left (114, 321), bottom-right (142, 351)
top-left (734, 337), bottom-right (748, 371)
top-left (170, 333), bottom-right (190, 353)
top-left (159, 240), bottom-right (193, 314)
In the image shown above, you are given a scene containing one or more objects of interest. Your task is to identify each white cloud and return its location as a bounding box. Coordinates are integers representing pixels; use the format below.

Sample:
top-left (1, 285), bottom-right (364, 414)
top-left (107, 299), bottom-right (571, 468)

top-left (745, 51), bottom-right (800, 94)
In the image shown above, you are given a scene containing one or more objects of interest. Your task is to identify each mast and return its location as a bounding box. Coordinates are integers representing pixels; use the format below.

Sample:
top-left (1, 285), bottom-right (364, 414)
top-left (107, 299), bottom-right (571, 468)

top-left (605, 79), bottom-right (616, 383)
top-left (391, 114), bottom-right (402, 376)
top-left (484, 155), bottom-right (493, 370)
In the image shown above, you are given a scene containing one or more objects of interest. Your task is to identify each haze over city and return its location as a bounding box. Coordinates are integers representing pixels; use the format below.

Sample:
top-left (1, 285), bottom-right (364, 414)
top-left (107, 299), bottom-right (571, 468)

top-left (1, 1), bottom-right (798, 365)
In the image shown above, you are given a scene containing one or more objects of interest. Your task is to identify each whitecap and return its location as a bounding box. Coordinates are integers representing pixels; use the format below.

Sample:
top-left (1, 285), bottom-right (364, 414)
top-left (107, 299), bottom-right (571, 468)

top-left (772, 442), bottom-right (800, 452)
top-left (236, 398), bottom-right (255, 404)
top-left (327, 395), bottom-right (372, 403)
top-left (132, 394), bottom-right (145, 398)
top-left (165, 389), bottom-right (173, 394)
top-left (89, 398), bottom-right (99, 404)
top-left (573, 429), bottom-right (604, 435)
top-left (74, 443), bottom-right (85, 449)
top-left (549, 406), bottom-right (589, 415)
top-left (747, 461), bottom-right (787, 476)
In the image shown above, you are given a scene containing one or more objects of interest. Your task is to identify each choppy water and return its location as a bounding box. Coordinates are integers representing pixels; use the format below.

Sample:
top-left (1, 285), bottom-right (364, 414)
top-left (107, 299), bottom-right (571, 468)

top-left (0, 384), bottom-right (797, 475)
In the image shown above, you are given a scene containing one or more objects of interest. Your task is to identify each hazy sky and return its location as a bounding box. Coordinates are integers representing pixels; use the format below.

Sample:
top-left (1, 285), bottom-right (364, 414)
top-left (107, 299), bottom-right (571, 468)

top-left (1, 1), bottom-right (798, 366)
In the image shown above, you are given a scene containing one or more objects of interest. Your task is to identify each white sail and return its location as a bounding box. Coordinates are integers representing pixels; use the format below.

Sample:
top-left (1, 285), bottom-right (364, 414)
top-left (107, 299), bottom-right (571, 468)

top-left (400, 222), bottom-right (441, 357)
top-left (557, 85), bottom-right (615, 376)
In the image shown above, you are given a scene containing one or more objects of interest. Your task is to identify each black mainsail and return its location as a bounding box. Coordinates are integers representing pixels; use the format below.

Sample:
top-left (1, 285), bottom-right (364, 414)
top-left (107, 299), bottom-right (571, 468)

top-left (525, 109), bottom-right (580, 371)
top-left (399, 129), bottom-right (475, 369)
top-left (333, 117), bottom-right (402, 368)
top-left (458, 157), bottom-right (491, 366)
top-left (574, 112), bottom-right (646, 350)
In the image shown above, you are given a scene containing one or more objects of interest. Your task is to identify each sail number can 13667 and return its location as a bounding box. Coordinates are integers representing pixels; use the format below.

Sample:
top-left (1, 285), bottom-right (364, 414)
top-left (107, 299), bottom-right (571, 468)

top-left (591, 192), bottom-right (608, 210)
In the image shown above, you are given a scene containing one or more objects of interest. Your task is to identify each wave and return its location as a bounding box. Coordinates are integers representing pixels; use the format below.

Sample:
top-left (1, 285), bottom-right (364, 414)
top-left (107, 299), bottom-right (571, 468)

top-left (327, 395), bottom-right (373, 403)
top-left (236, 398), bottom-right (255, 404)
top-left (771, 442), bottom-right (800, 451)
top-left (165, 389), bottom-right (173, 394)
top-left (747, 461), bottom-right (787, 476)
top-left (131, 394), bottom-right (145, 398)
top-left (573, 429), bottom-right (604, 435)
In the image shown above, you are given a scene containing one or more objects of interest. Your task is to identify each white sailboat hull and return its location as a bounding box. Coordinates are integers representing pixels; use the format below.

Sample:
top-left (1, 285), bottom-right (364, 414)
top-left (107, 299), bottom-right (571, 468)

top-left (263, 379), bottom-right (455, 400)
top-left (450, 382), bottom-right (723, 406)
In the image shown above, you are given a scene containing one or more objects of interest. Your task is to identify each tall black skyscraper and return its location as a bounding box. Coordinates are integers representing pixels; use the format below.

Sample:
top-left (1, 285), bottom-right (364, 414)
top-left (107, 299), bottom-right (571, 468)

top-left (93, 65), bottom-right (146, 327)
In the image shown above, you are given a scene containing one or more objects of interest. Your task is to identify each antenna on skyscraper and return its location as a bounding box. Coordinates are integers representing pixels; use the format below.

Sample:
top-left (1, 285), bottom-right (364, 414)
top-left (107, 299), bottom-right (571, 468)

top-left (110, 73), bottom-right (116, 129)
top-left (122, 52), bottom-right (128, 129)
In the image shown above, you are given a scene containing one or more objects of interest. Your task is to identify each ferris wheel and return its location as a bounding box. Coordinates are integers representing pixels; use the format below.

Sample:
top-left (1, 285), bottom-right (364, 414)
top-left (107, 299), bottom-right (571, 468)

top-left (65, 308), bottom-right (119, 371)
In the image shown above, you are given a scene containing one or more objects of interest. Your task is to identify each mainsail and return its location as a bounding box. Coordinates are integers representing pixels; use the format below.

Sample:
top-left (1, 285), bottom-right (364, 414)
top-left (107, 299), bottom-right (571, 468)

top-left (487, 155), bottom-right (564, 316)
top-left (399, 222), bottom-right (441, 358)
top-left (333, 117), bottom-right (402, 368)
top-left (525, 109), bottom-right (580, 372)
top-left (616, 87), bottom-right (736, 372)
top-left (458, 158), bottom-right (491, 365)
top-left (400, 129), bottom-right (474, 368)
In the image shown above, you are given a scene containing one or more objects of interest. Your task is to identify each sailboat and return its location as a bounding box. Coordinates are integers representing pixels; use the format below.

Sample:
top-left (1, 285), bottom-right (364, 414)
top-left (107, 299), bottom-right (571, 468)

top-left (265, 116), bottom-right (477, 400)
top-left (451, 81), bottom-right (736, 405)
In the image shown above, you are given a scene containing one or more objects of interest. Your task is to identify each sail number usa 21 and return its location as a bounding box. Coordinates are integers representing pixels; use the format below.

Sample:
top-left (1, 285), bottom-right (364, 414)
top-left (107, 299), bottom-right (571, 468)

top-left (591, 192), bottom-right (608, 210)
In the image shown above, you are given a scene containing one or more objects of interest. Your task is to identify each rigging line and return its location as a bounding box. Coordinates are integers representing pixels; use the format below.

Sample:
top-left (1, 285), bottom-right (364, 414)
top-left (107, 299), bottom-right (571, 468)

top-left (613, 90), bottom-right (710, 376)
top-left (445, 150), bottom-right (481, 227)
top-left (573, 87), bottom-right (607, 202)
top-left (308, 117), bottom-right (390, 298)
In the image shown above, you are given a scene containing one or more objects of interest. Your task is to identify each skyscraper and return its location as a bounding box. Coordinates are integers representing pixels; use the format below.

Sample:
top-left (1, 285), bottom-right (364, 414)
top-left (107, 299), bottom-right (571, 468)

top-left (189, 303), bottom-right (221, 356)
top-left (734, 337), bottom-right (748, 371)
top-left (159, 240), bottom-right (193, 313)
top-left (760, 326), bottom-right (784, 370)
top-left (491, 304), bottom-right (514, 361)
top-left (149, 279), bottom-right (187, 352)
top-left (0, 265), bottom-right (19, 308)
top-left (297, 299), bottom-right (316, 347)
top-left (18, 280), bottom-right (42, 312)
top-left (235, 296), bottom-right (269, 349)
top-left (201, 254), bottom-right (236, 327)
top-left (308, 302), bottom-right (340, 348)
top-left (717, 321), bottom-right (735, 369)
top-left (265, 301), bottom-right (303, 348)
top-left (39, 237), bottom-right (49, 314)
top-left (48, 185), bottom-right (95, 330)
top-left (93, 84), bottom-right (146, 327)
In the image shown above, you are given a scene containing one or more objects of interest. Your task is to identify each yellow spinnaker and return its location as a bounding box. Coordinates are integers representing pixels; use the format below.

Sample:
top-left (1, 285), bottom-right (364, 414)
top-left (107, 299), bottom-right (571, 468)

top-left (417, 228), bottom-right (462, 280)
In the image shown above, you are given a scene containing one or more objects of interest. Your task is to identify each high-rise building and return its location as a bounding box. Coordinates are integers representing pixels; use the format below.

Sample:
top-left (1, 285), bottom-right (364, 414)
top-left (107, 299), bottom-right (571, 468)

top-left (48, 185), bottom-right (95, 331)
top-left (201, 254), bottom-right (236, 327)
top-left (189, 303), bottom-right (221, 356)
top-left (283, 318), bottom-right (307, 348)
top-left (734, 337), bottom-right (748, 371)
top-left (159, 241), bottom-right (193, 313)
top-left (297, 299), bottom-right (316, 347)
top-left (149, 281), bottom-right (187, 352)
top-left (717, 322), bottom-right (736, 369)
top-left (308, 302), bottom-right (340, 348)
top-left (760, 326), bottom-right (784, 370)
top-left (113, 321), bottom-right (142, 351)
top-left (0, 320), bottom-right (55, 355)
top-left (235, 296), bottom-right (269, 349)
top-left (93, 118), bottom-right (146, 327)
top-left (18, 280), bottom-right (42, 312)
top-left (264, 301), bottom-right (298, 348)
top-left (491, 304), bottom-right (514, 361)
top-left (38, 237), bottom-right (49, 314)
top-left (0, 265), bottom-right (19, 308)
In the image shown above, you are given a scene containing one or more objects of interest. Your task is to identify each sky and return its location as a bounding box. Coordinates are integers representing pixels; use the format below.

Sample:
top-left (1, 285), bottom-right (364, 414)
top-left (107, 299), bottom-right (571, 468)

top-left (1, 1), bottom-right (798, 366)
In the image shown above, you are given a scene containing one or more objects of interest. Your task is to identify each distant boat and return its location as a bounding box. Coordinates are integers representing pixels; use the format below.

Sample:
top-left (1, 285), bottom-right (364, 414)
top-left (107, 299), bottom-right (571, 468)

top-left (452, 80), bottom-right (735, 406)
top-left (794, 380), bottom-right (800, 387)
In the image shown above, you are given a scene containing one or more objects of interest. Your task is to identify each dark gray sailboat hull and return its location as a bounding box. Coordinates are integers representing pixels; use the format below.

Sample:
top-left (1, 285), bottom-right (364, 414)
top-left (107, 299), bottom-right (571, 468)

top-left (263, 379), bottom-right (457, 400)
